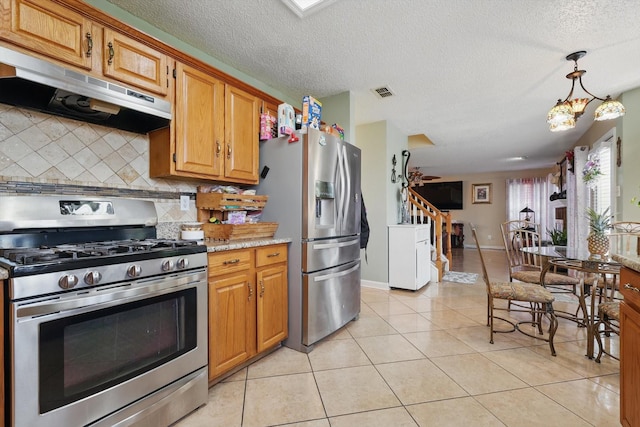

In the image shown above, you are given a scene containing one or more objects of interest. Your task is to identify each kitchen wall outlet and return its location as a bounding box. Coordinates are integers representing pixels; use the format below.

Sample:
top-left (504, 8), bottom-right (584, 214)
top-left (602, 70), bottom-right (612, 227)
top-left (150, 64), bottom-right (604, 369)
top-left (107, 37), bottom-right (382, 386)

top-left (180, 195), bottom-right (190, 211)
top-left (487, 234), bottom-right (492, 240)
top-left (617, 185), bottom-right (621, 197)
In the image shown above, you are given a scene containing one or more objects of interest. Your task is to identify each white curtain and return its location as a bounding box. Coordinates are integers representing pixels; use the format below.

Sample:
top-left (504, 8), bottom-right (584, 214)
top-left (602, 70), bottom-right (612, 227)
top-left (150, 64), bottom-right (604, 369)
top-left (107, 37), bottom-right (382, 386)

top-left (568, 146), bottom-right (589, 253)
top-left (506, 177), bottom-right (551, 236)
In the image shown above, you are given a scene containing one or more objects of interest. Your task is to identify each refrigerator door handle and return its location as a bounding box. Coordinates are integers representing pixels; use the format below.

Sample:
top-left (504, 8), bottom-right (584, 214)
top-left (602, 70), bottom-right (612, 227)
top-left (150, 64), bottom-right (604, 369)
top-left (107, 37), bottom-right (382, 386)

top-left (336, 146), bottom-right (345, 231)
top-left (311, 239), bottom-right (359, 250)
top-left (341, 144), bottom-right (352, 231)
top-left (313, 263), bottom-right (360, 282)
top-left (337, 144), bottom-right (348, 231)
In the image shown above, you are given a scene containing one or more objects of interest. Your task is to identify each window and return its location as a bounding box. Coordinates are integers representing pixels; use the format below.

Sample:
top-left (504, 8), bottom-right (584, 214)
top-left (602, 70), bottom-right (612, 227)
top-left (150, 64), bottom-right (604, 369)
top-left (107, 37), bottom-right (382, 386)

top-left (588, 132), bottom-right (616, 216)
top-left (506, 177), bottom-right (550, 233)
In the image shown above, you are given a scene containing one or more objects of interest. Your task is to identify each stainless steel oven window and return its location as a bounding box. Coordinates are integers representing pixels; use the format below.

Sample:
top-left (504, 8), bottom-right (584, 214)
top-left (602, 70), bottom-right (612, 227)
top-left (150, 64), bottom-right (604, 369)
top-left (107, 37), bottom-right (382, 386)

top-left (38, 288), bottom-right (197, 413)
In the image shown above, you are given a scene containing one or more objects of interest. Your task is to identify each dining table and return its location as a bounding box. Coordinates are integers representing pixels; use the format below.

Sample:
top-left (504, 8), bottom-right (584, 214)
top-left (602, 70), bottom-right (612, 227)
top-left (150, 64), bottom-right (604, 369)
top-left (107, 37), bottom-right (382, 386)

top-left (521, 245), bottom-right (621, 359)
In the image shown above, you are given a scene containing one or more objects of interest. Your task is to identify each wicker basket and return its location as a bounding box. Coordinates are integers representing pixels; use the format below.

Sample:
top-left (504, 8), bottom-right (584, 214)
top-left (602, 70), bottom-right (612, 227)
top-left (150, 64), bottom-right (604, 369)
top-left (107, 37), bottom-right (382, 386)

top-left (203, 222), bottom-right (278, 242)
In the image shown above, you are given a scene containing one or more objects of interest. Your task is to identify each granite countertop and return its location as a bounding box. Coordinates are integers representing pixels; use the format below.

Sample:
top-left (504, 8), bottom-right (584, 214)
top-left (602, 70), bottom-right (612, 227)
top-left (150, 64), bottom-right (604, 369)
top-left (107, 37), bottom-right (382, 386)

top-left (612, 254), bottom-right (640, 273)
top-left (205, 238), bottom-right (292, 252)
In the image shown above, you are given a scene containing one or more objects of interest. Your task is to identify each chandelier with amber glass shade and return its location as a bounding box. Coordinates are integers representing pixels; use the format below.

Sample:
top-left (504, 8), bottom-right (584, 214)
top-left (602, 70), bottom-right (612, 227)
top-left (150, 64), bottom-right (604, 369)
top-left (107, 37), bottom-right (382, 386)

top-left (547, 51), bottom-right (625, 132)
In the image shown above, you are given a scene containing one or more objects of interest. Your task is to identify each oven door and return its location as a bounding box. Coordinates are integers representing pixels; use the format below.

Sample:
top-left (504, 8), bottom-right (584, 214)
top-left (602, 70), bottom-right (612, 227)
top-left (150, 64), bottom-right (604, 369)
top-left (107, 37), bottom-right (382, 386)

top-left (11, 269), bottom-right (208, 427)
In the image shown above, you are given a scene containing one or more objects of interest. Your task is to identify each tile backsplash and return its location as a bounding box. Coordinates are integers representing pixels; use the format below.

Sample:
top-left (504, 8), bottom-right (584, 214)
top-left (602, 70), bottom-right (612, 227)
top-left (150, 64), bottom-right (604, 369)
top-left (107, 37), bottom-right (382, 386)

top-left (0, 103), bottom-right (197, 225)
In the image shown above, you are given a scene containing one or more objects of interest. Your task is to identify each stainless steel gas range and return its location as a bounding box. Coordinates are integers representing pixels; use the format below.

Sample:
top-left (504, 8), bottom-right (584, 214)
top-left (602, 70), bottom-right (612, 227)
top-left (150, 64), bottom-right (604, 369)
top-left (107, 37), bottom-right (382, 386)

top-left (0, 195), bottom-right (208, 427)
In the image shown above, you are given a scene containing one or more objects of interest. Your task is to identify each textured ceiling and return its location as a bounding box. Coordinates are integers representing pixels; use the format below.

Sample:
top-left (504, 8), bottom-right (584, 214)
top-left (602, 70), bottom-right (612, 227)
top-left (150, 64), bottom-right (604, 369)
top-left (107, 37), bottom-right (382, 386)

top-left (104, 0), bottom-right (640, 176)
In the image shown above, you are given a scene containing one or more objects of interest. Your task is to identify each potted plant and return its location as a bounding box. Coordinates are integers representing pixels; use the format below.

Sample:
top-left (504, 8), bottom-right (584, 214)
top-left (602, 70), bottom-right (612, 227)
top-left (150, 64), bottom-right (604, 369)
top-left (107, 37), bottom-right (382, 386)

top-left (586, 207), bottom-right (613, 257)
top-left (547, 227), bottom-right (567, 246)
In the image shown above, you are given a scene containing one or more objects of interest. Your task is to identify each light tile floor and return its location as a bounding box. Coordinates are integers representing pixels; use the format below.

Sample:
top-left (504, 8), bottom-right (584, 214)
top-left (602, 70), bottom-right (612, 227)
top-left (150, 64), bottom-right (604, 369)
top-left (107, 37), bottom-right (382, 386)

top-left (175, 248), bottom-right (620, 427)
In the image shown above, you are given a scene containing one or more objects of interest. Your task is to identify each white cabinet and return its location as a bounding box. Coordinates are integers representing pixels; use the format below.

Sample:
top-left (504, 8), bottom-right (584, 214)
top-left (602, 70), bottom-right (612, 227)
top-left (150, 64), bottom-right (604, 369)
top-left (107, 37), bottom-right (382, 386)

top-left (388, 224), bottom-right (431, 290)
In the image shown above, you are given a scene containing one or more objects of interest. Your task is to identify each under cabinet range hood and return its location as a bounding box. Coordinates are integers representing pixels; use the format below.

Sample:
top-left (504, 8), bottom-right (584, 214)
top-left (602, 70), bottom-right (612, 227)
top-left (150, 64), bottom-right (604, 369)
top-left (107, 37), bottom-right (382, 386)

top-left (0, 46), bottom-right (171, 134)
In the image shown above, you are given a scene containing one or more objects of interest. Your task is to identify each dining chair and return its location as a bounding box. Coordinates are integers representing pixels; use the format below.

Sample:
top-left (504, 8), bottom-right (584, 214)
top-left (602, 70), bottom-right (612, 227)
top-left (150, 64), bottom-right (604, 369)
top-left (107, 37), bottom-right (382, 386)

top-left (471, 225), bottom-right (558, 356)
top-left (500, 220), bottom-right (579, 295)
top-left (593, 272), bottom-right (621, 362)
top-left (609, 221), bottom-right (640, 257)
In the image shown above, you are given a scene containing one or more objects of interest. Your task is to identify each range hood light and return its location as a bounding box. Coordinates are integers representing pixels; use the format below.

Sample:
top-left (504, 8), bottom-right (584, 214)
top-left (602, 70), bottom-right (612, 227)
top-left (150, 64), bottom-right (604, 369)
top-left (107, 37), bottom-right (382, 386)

top-left (89, 98), bottom-right (121, 115)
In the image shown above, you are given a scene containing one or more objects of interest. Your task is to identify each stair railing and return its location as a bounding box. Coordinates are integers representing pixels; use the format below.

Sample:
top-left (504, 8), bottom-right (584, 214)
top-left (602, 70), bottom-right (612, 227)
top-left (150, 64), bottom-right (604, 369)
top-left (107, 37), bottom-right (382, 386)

top-left (405, 187), bottom-right (453, 280)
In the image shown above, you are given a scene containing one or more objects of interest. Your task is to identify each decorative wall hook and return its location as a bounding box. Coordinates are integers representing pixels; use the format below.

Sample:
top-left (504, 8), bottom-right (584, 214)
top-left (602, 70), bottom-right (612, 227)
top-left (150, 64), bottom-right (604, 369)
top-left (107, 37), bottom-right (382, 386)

top-left (391, 154), bottom-right (397, 183)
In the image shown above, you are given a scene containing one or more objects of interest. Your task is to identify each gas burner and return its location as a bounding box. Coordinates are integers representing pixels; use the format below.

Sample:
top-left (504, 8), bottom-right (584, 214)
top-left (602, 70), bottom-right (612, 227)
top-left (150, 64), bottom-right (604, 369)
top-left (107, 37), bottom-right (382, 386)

top-left (0, 239), bottom-right (203, 267)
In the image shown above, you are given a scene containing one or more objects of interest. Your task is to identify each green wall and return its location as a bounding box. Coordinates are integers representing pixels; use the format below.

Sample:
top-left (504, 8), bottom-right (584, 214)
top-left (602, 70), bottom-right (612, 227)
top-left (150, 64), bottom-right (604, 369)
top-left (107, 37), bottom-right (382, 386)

top-left (620, 87), bottom-right (640, 221)
top-left (357, 120), bottom-right (408, 285)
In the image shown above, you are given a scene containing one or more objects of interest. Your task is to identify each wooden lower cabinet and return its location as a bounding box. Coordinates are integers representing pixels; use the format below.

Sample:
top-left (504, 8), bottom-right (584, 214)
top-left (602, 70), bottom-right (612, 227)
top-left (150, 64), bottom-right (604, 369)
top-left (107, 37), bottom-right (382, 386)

top-left (256, 264), bottom-right (288, 352)
top-left (208, 244), bottom-right (288, 381)
top-left (621, 266), bottom-right (640, 427)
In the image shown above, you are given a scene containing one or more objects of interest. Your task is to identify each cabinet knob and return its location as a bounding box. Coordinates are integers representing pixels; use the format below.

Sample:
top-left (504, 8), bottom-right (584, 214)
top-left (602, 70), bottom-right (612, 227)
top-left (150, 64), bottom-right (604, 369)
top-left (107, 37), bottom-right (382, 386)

top-left (248, 283), bottom-right (253, 300)
top-left (215, 140), bottom-right (221, 157)
top-left (267, 252), bottom-right (280, 258)
top-left (259, 280), bottom-right (265, 297)
top-left (85, 32), bottom-right (93, 57)
top-left (227, 143), bottom-right (232, 159)
top-left (223, 258), bottom-right (240, 265)
top-left (624, 283), bottom-right (640, 293)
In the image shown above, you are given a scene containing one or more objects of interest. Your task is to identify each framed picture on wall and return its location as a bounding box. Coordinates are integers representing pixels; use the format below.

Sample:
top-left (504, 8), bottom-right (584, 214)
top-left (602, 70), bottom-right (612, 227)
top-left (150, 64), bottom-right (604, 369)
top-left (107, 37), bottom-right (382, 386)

top-left (472, 183), bottom-right (492, 204)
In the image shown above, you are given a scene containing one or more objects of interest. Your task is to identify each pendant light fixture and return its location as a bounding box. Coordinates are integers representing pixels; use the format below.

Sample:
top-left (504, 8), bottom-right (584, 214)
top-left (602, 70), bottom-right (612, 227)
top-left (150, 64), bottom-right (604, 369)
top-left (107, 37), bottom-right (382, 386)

top-left (547, 51), bottom-right (625, 132)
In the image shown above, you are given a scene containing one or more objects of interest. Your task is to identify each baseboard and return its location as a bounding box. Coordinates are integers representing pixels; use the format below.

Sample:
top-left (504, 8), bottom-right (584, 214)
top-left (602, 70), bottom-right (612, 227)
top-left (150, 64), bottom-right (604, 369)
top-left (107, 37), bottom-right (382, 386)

top-left (361, 280), bottom-right (389, 290)
top-left (462, 244), bottom-right (504, 250)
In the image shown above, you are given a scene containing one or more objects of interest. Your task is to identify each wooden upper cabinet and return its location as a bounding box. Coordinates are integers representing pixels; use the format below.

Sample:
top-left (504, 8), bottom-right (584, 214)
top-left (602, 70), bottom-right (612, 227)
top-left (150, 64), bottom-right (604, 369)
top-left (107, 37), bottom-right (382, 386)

top-left (174, 61), bottom-right (224, 177)
top-left (225, 85), bottom-right (259, 183)
top-left (102, 28), bottom-right (169, 96)
top-left (0, 0), bottom-right (93, 69)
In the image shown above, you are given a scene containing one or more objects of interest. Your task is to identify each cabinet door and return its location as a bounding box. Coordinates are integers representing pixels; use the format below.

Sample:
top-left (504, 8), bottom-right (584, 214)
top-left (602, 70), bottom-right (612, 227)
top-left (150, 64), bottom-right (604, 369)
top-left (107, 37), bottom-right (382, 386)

top-left (621, 302), bottom-right (640, 427)
top-left (102, 28), bottom-right (169, 96)
top-left (209, 271), bottom-right (255, 380)
top-left (225, 84), bottom-right (259, 183)
top-left (256, 264), bottom-right (288, 352)
top-left (175, 62), bottom-right (224, 177)
top-left (0, 0), bottom-right (93, 69)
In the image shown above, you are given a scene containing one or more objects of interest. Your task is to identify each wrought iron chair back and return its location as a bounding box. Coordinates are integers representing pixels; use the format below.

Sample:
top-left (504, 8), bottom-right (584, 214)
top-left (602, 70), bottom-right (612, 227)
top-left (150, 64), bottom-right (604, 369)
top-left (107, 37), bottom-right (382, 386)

top-left (609, 221), bottom-right (640, 257)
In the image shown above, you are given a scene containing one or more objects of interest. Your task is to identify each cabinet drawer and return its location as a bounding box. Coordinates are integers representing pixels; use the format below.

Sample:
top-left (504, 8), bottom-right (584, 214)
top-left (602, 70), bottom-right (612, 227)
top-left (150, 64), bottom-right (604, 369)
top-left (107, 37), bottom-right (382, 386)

top-left (256, 244), bottom-right (288, 268)
top-left (208, 249), bottom-right (251, 276)
top-left (621, 266), bottom-right (640, 311)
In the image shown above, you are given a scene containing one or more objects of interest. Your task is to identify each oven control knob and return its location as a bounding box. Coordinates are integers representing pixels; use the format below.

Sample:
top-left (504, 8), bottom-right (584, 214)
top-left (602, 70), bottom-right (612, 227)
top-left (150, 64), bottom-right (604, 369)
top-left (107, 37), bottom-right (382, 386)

top-left (59, 274), bottom-right (79, 290)
top-left (176, 258), bottom-right (189, 269)
top-left (84, 271), bottom-right (102, 285)
top-left (127, 264), bottom-right (142, 278)
top-left (161, 259), bottom-right (175, 271)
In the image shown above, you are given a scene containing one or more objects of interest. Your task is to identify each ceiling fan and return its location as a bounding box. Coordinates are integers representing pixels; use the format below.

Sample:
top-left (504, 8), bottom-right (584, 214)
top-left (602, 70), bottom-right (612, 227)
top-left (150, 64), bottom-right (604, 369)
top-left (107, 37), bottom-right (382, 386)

top-left (408, 168), bottom-right (440, 186)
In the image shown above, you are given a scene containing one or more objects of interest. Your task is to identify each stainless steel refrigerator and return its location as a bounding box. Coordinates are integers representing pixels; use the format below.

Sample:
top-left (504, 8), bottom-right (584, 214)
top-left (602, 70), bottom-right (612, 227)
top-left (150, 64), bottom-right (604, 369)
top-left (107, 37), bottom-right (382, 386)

top-left (256, 128), bottom-right (361, 353)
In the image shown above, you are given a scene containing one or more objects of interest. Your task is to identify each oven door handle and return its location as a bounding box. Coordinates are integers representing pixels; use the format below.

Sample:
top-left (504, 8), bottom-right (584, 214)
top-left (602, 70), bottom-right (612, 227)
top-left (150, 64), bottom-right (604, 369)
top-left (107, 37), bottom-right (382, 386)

top-left (14, 270), bottom-right (207, 319)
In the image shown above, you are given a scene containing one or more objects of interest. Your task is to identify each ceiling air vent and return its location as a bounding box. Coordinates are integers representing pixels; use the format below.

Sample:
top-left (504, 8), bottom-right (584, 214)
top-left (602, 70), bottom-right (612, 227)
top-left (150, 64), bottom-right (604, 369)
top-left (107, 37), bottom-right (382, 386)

top-left (372, 86), bottom-right (394, 99)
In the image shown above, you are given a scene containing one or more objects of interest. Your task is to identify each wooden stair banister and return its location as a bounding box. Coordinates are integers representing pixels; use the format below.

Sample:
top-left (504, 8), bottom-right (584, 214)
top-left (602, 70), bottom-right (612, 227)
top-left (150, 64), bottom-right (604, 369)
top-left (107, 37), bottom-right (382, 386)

top-left (405, 187), bottom-right (453, 281)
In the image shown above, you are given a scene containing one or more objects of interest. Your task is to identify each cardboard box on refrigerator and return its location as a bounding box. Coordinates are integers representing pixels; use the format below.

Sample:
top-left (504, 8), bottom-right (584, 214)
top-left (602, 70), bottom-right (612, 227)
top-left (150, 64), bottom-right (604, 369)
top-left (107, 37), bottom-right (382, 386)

top-left (302, 95), bottom-right (322, 130)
